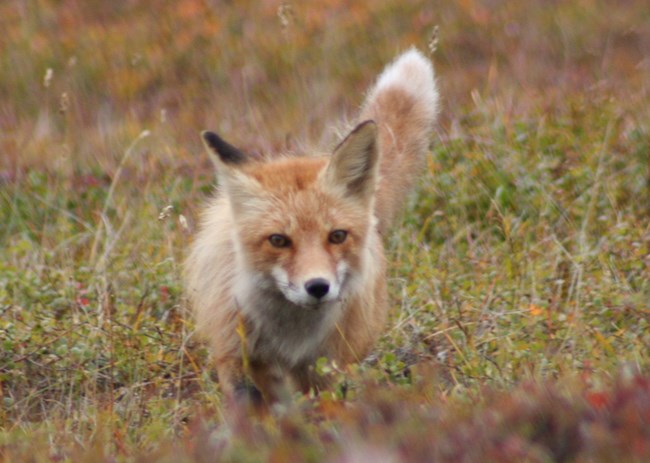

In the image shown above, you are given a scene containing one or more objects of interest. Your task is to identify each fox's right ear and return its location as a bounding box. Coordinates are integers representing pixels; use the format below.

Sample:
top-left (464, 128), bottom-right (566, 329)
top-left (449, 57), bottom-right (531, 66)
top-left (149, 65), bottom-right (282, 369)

top-left (200, 130), bottom-right (265, 213)
top-left (201, 131), bottom-right (248, 168)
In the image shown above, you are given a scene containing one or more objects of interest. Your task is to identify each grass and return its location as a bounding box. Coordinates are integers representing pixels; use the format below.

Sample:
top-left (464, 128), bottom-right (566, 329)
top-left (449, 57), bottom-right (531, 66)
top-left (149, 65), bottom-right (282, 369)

top-left (1, 0), bottom-right (649, 461)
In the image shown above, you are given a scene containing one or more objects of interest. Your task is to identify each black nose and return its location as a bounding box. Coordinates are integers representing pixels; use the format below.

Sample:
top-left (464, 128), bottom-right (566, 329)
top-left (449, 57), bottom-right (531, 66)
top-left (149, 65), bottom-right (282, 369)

top-left (304, 278), bottom-right (330, 299)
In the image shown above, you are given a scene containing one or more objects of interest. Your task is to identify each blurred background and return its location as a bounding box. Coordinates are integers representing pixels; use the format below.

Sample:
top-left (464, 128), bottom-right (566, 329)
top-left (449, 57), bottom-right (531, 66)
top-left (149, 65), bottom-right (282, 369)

top-left (2, 0), bottom-right (648, 174)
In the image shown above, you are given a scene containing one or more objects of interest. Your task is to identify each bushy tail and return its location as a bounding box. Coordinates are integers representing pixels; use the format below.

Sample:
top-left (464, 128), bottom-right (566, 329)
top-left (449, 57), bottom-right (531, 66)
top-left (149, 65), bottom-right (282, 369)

top-left (360, 48), bottom-right (439, 233)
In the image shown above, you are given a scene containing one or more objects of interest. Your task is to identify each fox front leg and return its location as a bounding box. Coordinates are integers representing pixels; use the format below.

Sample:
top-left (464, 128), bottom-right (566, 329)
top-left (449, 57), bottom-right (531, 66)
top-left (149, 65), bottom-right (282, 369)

top-left (215, 357), bottom-right (264, 410)
top-left (249, 360), bottom-right (293, 405)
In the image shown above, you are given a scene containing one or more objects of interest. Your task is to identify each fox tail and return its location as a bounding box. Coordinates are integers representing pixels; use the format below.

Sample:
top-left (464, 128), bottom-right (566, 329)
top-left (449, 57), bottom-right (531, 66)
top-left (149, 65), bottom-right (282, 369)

top-left (360, 48), bottom-right (439, 233)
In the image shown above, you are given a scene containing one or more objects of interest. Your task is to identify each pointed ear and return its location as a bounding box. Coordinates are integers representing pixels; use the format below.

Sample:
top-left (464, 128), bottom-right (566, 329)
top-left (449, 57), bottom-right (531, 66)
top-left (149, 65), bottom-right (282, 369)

top-left (200, 131), bottom-right (266, 214)
top-left (201, 130), bottom-right (248, 168)
top-left (323, 120), bottom-right (378, 201)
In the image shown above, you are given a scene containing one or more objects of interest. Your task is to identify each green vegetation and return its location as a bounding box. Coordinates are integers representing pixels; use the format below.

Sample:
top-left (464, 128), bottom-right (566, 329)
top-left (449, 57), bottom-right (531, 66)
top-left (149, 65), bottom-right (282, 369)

top-left (1, 0), bottom-right (649, 461)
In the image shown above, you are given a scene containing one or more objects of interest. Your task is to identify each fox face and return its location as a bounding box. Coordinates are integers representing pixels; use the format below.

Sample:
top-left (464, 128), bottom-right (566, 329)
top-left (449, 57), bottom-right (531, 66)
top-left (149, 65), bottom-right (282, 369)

top-left (202, 121), bottom-right (379, 310)
top-left (234, 170), bottom-right (371, 308)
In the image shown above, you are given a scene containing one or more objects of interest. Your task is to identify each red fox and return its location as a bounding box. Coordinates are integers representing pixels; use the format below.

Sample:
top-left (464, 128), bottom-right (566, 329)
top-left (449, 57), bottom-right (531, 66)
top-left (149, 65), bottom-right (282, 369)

top-left (185, 48), bottom-right (439, 406)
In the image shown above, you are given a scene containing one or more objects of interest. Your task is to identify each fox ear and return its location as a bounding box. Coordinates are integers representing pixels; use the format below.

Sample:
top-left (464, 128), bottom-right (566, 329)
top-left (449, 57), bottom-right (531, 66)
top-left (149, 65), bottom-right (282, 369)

top-left (201, 130), bottom-right (248, 168)
top-left (324, 120), bottom-right (378, 201)
top-left (200, 131), bottom-right (265, 214)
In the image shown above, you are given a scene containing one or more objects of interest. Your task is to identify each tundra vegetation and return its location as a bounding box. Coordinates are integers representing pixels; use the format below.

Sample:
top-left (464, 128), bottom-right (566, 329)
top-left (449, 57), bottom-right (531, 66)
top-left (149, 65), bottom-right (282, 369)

top-left (1, 1), bottom-right (649, 461)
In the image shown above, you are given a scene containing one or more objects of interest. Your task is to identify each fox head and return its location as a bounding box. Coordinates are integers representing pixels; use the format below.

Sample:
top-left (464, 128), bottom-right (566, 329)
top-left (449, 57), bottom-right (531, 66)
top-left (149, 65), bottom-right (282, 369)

top-left (201, 121), bottom-right (379, 308)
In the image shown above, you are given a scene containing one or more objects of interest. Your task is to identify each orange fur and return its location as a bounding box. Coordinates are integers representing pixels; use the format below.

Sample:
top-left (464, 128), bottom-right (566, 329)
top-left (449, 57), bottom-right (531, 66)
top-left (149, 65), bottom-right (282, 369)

top-left (185, 48), bottom-right (438, 408)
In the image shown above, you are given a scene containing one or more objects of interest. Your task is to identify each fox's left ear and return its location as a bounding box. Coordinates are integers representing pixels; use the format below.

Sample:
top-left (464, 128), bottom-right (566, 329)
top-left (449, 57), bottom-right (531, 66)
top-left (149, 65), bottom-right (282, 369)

top-left (323, 120), bottom-right (379, 202)
top-left (201, 130), bottom-right (248, 169)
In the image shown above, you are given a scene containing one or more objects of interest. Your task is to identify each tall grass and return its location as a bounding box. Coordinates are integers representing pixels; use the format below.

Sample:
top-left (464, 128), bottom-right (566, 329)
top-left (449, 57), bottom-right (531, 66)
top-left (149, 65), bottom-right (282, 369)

top-left (1, 0), bottom-right (649, 461)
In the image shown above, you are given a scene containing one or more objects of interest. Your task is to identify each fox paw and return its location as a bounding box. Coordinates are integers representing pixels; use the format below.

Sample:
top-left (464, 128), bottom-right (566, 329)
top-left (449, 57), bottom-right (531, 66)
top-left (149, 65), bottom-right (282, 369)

top-left (233, 381), bottom-right (264, 409)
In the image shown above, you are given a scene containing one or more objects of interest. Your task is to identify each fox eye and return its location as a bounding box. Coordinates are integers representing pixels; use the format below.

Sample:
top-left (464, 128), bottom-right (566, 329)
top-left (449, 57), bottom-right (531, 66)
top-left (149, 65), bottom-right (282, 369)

top-left (328, 230), bottom-right (348, 244)
top-left (269, 234), bottom-right (291, 248)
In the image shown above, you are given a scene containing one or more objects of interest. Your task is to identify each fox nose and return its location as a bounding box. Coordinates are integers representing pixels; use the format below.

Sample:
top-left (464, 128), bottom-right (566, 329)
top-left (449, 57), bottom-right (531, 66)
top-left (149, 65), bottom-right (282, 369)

top-left (304, 278), bottom-right (330, 299)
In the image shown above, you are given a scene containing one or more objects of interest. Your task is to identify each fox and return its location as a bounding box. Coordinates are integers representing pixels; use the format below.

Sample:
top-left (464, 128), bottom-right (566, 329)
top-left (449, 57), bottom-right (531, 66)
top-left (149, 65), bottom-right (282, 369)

top-left (185, 48), bottom-right (439, 407)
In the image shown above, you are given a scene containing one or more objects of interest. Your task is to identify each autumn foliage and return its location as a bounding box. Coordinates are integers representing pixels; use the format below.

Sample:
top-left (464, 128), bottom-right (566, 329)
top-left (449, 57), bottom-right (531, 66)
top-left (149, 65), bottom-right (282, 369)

top-left (1, 0), bottom-right (649, 461)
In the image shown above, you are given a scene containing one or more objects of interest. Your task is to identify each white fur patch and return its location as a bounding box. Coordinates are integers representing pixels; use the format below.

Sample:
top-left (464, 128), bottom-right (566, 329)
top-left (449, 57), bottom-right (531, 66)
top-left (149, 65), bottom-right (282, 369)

top-left (270, 265), bottom-right (290, 288)
top-left (235, 266), bottom-right (346, 367)
top-left (271, 265), bottom-right (343, 306)
top-left (367, 47), bottom-right (439, 121)
top-left (336, 261), bottom-right (349, 284)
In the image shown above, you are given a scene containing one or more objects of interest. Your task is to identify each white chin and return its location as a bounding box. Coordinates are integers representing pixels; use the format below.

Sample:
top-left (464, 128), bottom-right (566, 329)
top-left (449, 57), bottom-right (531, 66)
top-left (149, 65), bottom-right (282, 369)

top-left (282, 291), bottom-right (339, 308)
